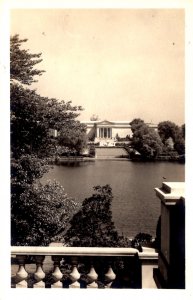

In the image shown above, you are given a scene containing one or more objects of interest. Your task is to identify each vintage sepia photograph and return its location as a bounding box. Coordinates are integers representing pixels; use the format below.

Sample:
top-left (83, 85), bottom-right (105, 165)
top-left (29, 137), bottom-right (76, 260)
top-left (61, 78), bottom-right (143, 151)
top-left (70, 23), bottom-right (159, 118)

top-left (1, 0), bottom-right (192, 298)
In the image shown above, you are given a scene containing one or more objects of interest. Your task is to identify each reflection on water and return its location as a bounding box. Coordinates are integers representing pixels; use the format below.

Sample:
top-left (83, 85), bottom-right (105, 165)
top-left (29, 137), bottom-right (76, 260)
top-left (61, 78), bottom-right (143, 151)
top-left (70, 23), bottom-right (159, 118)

top-left (42, 161), bottom-right (185, 238)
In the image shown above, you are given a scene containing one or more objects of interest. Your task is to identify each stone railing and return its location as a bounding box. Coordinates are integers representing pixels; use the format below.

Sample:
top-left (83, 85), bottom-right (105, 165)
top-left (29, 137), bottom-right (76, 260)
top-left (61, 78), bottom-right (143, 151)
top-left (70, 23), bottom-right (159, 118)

top-left (11, 246), bottom-right (158, 289)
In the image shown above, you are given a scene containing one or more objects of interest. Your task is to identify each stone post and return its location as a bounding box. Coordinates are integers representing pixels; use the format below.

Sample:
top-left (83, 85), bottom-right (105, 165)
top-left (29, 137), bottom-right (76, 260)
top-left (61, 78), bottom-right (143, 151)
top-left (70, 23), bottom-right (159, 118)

top-left (154, 182), bottom-right (185, 288)
top-left (139, 248), bottom-right (158, 288)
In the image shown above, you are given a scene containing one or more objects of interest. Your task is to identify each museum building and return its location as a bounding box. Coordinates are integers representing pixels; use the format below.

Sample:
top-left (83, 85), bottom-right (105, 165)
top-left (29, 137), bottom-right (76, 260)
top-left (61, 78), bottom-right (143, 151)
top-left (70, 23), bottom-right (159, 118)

top-left (82, 119), bottom-right (157, 146)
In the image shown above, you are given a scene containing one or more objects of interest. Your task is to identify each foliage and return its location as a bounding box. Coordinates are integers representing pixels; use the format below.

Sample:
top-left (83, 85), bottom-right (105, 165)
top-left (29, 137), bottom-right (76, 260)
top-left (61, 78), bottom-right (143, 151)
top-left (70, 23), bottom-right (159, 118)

top-left (130, 119), bottom-right (185, 159)
top-left (174, 124), bottom-right (185, 155)
top-left (11, 155), bottom-right (49, 187)
top-left (158, 121), bottom-right (179, 142)
top-left (58, 121), bottom-right (87, 155)
top-left (181, 124), bottom-right (185, 139)
top-left (11, 84), bottom-right (51, 158)
top-left (131, 232), bottom-right (154, 251)
top-left (158, 121), bottom-right (185, 155)
top-left (10, 34), bottom-right (86, 245)
top-left (64, 185), bottom-right (130, 247)
top-left (10, 34), bottom-right (85, 159)
top-left (130, 119), bottom-right (163, 160)
top-left (11, 83), bottom-right (84, 158)
top-left (130, 118), bottom-right (145, 133)
top-left (174, 135), bottom-right (185, 155)
top-left (11, 181), bottom-right (80, 246)
top-left (87, 144), bottom-right (95, 157)
top-left (87, 124), bottom-right (96, 142)
top-left (164, 137), bottom-right (174, 151)
top-left (10, 34), bottom-right (45, 85)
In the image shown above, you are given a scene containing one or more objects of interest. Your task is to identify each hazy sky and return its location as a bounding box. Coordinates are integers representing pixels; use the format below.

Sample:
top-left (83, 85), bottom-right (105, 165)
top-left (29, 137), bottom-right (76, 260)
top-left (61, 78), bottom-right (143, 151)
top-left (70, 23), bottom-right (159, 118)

top-left (11, 9), bottom-right (184, 125)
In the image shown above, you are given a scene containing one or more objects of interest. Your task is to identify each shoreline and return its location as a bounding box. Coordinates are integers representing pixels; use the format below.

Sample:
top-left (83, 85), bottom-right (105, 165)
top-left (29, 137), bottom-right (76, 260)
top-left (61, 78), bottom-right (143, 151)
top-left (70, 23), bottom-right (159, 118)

top-left (54, 156), bottom-right (184, 163)
top-left (56, 157), bottom-right (130, 162)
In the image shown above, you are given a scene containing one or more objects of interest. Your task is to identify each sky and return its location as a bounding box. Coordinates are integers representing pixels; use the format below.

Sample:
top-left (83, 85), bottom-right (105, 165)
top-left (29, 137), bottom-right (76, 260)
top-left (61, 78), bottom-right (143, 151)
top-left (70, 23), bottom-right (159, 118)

top-left (10, 9), bottom-right (185, 125)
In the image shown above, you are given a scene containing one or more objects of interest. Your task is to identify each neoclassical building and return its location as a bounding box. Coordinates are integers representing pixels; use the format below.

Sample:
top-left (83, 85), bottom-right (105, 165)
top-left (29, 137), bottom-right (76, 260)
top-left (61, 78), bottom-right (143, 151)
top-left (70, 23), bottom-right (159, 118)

top-left (82, 119), bottom-right (157, 146)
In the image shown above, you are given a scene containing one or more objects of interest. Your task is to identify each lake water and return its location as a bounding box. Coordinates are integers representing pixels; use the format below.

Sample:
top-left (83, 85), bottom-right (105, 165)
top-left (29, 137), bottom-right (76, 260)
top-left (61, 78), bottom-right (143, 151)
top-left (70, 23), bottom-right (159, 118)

top-left (42, 161), bottom-right (185, 238)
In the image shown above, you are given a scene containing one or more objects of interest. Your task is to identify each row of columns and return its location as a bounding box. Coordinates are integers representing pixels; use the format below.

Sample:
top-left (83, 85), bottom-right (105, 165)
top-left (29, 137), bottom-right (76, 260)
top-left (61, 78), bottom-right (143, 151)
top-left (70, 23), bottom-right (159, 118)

top-left (97, 127), bottom-right (112, 139)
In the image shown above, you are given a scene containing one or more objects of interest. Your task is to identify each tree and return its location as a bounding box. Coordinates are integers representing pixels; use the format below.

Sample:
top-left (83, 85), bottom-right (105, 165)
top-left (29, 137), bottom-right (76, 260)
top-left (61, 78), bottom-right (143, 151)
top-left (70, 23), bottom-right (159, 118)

top-left (58, 121), bottom-right (87, 155)
top-left (10, 34), bottom-right (45, 85)
top-left (11, 181), bottom-right (79, 246)
top-left (131, 232), bottom-right (154, 251)
top-left (10, 34), bottom-right (85, 245)
top-left (174, 134), bottom-right (185, 155)
top-left (181, 124), bottom-right (185, 139)
top-left (64, 185), bottom-right (129, 247)
top-left (130, 119), bottom-right (163, 160)
top-left (158, 121), bottom-right (179, 143)
top-left (87, 123), bottom-right (97, 142)
top-left (130, 118), bottom-right (145, 133)
top-left (11, 84), bottom-right (84, 158)
top-left (158, 121), bottom-right (185, 155)
top-left (11, 34), bottom-right (85, 158)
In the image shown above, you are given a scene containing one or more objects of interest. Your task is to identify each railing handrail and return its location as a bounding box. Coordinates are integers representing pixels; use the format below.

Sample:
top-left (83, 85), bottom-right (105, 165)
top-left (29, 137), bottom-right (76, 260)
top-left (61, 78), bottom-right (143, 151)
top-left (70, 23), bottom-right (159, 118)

top-left (11, 246), bottom-right (158, 260)
top-left (11, 246), bottom-right (140, 257)
top-left (138, 252), bottom-right (158, 260)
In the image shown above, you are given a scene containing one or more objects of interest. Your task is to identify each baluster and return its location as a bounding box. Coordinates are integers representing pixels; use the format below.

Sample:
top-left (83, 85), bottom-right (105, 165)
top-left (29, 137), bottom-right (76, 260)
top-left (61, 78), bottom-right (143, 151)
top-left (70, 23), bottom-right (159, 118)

top-left (15, 255), bottom-right (28, 288)
top-left (69, 257), bottom-right (80, 288)
top-left (33, 255), bottom-right (45, 288)
top-left (51, 256), bottom-right (63, 288)
top-left (104, 263), bottom-right (116, 288)
top-left (87, 261), bottom-right (98, 288)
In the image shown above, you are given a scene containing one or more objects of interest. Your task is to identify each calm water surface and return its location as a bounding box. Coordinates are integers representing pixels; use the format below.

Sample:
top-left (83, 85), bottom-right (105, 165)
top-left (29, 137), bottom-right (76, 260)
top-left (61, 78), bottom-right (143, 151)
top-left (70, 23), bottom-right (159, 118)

top-left (42, 161), bottom-right (185, 238)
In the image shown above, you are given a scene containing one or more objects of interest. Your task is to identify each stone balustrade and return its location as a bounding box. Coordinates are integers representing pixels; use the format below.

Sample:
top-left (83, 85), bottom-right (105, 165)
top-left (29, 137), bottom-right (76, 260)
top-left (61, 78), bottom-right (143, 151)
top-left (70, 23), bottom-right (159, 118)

top-left (11, 246), bottom-right (158, 289)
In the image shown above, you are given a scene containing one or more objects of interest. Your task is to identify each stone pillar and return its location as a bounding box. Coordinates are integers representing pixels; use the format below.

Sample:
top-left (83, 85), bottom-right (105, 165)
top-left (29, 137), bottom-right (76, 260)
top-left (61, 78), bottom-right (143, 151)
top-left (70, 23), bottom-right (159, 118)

top-left (154, 182), bottom-right (185, 288)
top-left (141, 259), bottom-right (158, 288)
top-left (96, 127), bottom-right (99, 138)
top-left (138, 248), bottom-right (158, 288)
top-left (101, 128), bottom-right (104, 138)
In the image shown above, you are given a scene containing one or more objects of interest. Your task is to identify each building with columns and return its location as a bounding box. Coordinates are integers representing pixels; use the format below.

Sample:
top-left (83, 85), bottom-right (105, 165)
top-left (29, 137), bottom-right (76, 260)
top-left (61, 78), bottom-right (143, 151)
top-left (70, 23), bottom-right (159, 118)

top-left (82, 120), bottom-right (157, 146)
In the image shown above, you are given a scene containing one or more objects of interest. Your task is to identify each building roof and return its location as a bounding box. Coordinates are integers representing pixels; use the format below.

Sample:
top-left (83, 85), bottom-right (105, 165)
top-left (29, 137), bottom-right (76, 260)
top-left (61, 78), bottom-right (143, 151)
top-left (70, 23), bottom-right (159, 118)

top-left (81, 120), bottom-right (157, 127)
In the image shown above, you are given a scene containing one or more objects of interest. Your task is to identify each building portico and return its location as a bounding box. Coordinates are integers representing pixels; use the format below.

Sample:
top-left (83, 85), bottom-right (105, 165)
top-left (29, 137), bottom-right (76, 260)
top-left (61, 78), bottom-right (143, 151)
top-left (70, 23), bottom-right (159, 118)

top-left (98, 127), bottom-right (112, 139)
